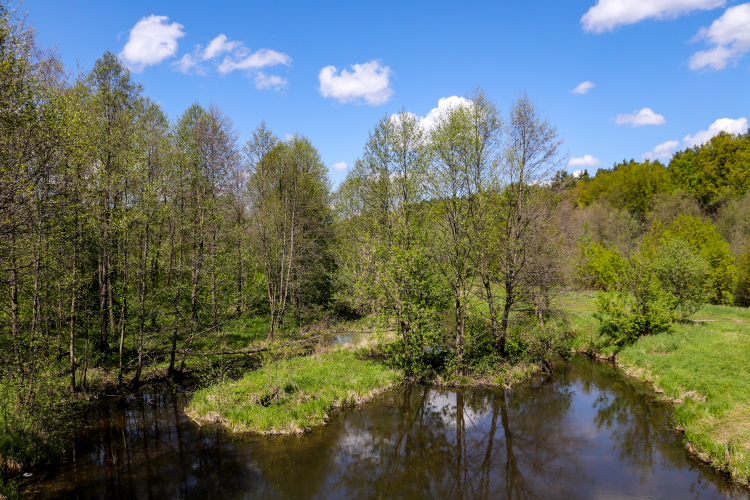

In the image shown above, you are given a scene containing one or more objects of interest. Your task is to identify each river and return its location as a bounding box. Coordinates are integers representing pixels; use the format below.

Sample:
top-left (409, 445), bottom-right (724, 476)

top-left (18, 357), bottom-right (749, 499)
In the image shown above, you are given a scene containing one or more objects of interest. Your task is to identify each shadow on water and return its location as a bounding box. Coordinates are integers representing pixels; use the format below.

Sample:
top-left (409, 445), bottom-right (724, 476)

top-left (19, 357), bottom-right (750, 499)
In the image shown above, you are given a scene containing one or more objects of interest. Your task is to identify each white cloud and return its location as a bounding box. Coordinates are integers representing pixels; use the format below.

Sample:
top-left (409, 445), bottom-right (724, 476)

top-left (332, 162), bottom-right (348, 172)
top-left (202, 34), bottom-right (241, 60)
top-left (172, 36), bottom-right (290, 88)
top-left (285, 134), bottom-right (294, 141)
top-left (254, 72), bottom-right (288, 91)
top-left (568, 155), bottom-right (601, 167)
top-left (173, 53), bottom-right (200, 74)
top-left (614, 108), bottom-right (666, 127)
top-left (119, 15), bottom-right (185, 72)
top-left (581, 0), bottom-right (725, 33)
top-left (573, 170), bottom-right (585, 177)
top-left (643, 140), bottom-right (680, 160)
top-left (571, 81), bottom-right (595, 94)
top-left (417, 96), bottom-right (473, 131)
top-left (683, 117), bottom-right (748, 147)
top-left (318, 60), bottom-right (393, 106)
top-left (218, 48), bottom-right (292, 74)
top-left (688, 3), bottom-right (750, 70)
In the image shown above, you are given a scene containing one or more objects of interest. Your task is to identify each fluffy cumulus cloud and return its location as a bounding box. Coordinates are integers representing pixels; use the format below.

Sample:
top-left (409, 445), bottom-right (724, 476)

top-left (119, 15), bottom-right (185, 72)
top-left (614, 108), bottom-right (666, 127)
top-left (173, 53), bottom-right (202, 74)
top-left (332, 162), bottom-right (348, 172)
top-left (202, 34), bottom-right (241, 60)
top-left (581, 0), bottom-right (725, 33)
top-left (683, 117), bottom-right (749, 147)
top-left (318, 60), bottom-right (393, 106)
top-left (571, 81), bottom-right (595, 94)
top-left (689, 3), bottom-right (750, 71)
top-left (643, 140), bottom-right (680, 160)
top-left (568, 155), bottom-right (601, 167)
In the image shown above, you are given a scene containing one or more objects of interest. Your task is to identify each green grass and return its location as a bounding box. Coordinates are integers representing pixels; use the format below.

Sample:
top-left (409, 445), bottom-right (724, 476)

top-left (218, 316), bottom-right (273, 348)
top-left (0, 477), bottom-right (21, 500)
top-left (187, 348), bottom-right (402, 434)
top-left (563, 293), bottom-right (750, 483)
top-left (617, 313), bottom-right (750, 484)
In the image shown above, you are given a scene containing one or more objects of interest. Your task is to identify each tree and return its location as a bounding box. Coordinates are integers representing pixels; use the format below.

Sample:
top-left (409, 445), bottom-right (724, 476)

top-left (649, 215), bottom-right (733, 304)
top-left (246, 126), bottom-right (331, 339)
top-left (575, 159), bottom-right (669, 219)
top-left (668, 132), bottom-right (750, 207)
top-left (495, 92), bottom-right (565, 356)
top-left (653, 238), bottom-right (711, 319)
top-left (428, 94), bottom-right (490, 372)
top-left (83, 51), bottom-right (142, 359)
top-left (336, 110), bottom-right (442, 373)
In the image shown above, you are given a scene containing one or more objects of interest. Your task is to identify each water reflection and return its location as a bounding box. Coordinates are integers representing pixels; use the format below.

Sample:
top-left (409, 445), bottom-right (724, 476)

top-left (21, 358), bottom-right (749, 499)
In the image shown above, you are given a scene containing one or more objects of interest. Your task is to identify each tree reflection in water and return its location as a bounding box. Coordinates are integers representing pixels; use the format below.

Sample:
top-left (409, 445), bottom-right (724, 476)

top-left (22, 359), bottom-right (749, 500)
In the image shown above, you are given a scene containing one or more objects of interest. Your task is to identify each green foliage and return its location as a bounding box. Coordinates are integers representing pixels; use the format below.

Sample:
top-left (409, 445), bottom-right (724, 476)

top-left (668, 132), bottom-right (750, 206)
top-left (0, 371), bottom-right (74, 468)
top-left (650, 215), bottom-right (734, 304)
top-left (578, 237), bottom-right (626, 290)
top-left (653, 238), bottom-right (711, 318)
top-left (575, 159), bottom-right (670, 219)
top-left (734, 245), bottom-right (750, 307)
top-left (0, 477), bottom-right (21, 500)
top-left (593, 249), bottom-right (673, 350)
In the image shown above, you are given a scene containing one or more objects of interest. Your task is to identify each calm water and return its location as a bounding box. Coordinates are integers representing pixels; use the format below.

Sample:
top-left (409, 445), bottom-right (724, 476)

top-left (19, 358), bottom-right (749, 499)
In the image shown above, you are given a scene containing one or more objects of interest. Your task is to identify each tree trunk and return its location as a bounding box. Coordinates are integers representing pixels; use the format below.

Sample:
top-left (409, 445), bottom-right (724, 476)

top-left (134, 225), bottom-right (149, 385)
top-left (498, 280), bottom-right (512, 358)
top-left (99, 250), bottom-right (108, 355)
top-left (69, 237), bottom-right (77, 393)
top-left (10, 231), bottom-right (22, 375)
top-left (482, 274), bottom-right (500, 355)
top-left (118, 246), bottom-right (127, 385)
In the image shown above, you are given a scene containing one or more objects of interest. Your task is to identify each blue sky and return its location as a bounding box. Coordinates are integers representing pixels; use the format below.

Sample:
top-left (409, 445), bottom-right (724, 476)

top-left (27, 0), bottom-right (750, 185)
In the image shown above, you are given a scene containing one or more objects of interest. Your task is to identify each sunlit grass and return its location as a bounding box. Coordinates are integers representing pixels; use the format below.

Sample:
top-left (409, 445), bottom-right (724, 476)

top-left (616, 307), bottom-right (750, 484)
top-left (187, 349), bottom-right (401, 434)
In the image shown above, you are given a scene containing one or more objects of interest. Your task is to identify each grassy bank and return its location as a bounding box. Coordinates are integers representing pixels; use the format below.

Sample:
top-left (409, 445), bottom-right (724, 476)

top-left (566, 294), bottom-right (750, 484)
top-left (617, 306), bottom-right (750, 484)
top-left (187, 348), bottom-right (402, 434)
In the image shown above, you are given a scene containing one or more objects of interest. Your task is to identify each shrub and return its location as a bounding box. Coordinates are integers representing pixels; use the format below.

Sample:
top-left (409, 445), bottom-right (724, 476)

top-left (653, 238), bottom-right (711, 319)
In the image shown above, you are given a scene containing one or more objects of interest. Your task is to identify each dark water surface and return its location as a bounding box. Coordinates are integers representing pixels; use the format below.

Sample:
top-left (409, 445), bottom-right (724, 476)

top-left (20, 358), bottom-right (750, 499)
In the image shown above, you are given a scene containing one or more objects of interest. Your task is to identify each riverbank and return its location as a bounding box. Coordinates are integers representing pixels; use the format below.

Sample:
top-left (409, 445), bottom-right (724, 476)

top-left (186, 316), bottom-right (573, 435)
top-left (187, 348), bottom-right (402, 434)
top-left (566, 294), bottom-right (750, 485)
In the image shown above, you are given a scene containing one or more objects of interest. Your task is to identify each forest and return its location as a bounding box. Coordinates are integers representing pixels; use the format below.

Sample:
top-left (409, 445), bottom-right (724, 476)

top-left (2, 3), bottom-right (750, 483)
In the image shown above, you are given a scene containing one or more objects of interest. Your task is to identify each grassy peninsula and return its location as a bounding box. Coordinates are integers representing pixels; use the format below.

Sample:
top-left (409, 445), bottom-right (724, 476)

top-left (187, 349), bottom-right (401, 434)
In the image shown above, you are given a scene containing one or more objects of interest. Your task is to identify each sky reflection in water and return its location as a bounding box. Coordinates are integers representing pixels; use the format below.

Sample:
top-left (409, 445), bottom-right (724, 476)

top-left (21, 358), bottom-right (749, 499)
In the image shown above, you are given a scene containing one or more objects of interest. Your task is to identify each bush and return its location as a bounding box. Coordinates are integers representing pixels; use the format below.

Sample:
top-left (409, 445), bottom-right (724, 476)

top-left (735, 245), bottom-right (750, 306)
top-left (0, 371), bottom-right (73, 469)
top-left (594, 250), bottom-right (673, 350)
top-left (653, 238), bottom-right (711, 319)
